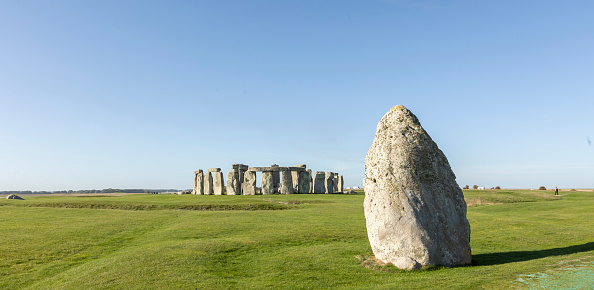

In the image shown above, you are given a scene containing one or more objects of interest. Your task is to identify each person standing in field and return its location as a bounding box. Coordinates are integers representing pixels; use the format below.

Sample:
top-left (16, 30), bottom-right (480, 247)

top-left (555, 187), bottom-right (559, 196)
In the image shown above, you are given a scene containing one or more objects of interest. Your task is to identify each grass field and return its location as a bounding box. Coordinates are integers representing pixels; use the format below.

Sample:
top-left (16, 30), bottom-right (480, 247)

top-left (1, 190), bottom-right (593, 289)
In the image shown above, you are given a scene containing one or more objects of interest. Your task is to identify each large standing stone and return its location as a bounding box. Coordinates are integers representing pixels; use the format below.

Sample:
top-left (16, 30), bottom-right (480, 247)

top-left (313, 171), bottom-right (326, 193)
top-left (363, 105), bottom-right (471, 270)
top-left (280, 171), bottom-right (294, 194)
top-left (337, 175), bottom-right (344, 193)
top-left (333, 173), bottom-right (339, 192)
top-left (227, 169), bottom-right (240, 195)
top-left (242, 170), bottom-right (257, 195)
top-left (271, 164), bottom-right (280, 193)
top-left (298, 170), bottom-right (311, 194)
top-left (262, 171), bottom-right (274, 195)
top-left (232, 164), bottom-right (249, 184)
top-left (291, 164), bottom-right (306, 192)
top-left (307, 169), bottom-right (313, 193)
top-left (193, 170), bottom-right (204, 195)
top-left (213, 171), bottom-right (225, 195)
top-left (204, 172), bottom-right (214, 195)
top-left (325, 172), bottom-right (334, 194)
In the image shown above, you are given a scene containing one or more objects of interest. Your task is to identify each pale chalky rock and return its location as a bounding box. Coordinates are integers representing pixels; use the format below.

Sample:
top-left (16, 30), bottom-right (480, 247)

top-left (262, 171), bottom-right (274, 195)
top-left (325, 172), bottom-right (334, 194)
top-left (363, 105), bottom-right (471, 270)
top-left (204, 172), bottom-right (214, 195)
top-left (337, 175), bottom-right (344, 193)
top-left (227, 169), bottom-right (240, 195)
top-left (280, 171), bottom-right (294, 194)
top-left (193, 170), bottom-right (204, 195)
top-left (213, 172), bottom-right (225, 195)
top-left (242, 170), bottom-right (257, 195)
top-left (292, 164), bottom-right (306, 192)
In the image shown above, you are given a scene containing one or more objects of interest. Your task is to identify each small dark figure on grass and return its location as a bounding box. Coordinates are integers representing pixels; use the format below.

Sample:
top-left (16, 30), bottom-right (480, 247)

top-left (555, 187), bottom-right (559, 196)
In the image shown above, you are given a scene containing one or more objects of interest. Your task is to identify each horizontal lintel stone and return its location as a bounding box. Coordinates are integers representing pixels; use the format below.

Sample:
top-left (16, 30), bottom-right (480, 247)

top-left (248, 166), bottom-right (306, 172)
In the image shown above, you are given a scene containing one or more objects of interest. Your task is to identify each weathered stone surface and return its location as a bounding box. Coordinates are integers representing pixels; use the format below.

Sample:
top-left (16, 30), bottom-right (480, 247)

top-left (238, 169), bottom-right (244, 184)
top-left (325, 172), bottom-right (334, 194)
top-left (272, 169), bottom-right (280, 193)
top-left (227, 170), bottom-right (240, 195)
top-left (280, 171), bottom-right (294, 194)
top-left (213, 172), bottom-right (225, 195)
top-left (291, 171), bottom-right (299, 192)
top-left (193, 170), bottom-right (204, 195)
top-left (262, 171), bottom-right (274, 195)
top-left (247, 166), bottom-right (305, 172)
top-left (337, 175), bottom-right (344, 193)
top-left (305, 169), bottom-right (313, 193)
top-left (291, 172), bottom-right (299, 192)
top-left (307, 169), bottom-right (313, 193)
top-left (313, 171), bottom-right (326, 193)
top-left (298, 171), bottom-right (311, 194)
top-left (204, 172), bottom-right (214, 195)
top-left (291, 164), bottom-right (306, 192)
top-left (208, 168), bottom-right (221, 172)
top-left (242, 170), bottom-right (257, 195)
top-left (6, 194), bottom-right (24, 200)
top-left (232, 164), bottom-right (244, 184)
top-left (333, 173), bottom-right (339, 192)
top-left (363, 105), bottom-right (471, 270)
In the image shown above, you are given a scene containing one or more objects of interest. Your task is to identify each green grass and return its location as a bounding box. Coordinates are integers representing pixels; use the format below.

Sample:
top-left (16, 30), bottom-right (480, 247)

top-left (0, 190), bottom-right (593, 289)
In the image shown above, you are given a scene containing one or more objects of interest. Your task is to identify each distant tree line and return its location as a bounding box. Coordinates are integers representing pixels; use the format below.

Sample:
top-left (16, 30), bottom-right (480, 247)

top-left (0, 189), bottom-right (180, 195)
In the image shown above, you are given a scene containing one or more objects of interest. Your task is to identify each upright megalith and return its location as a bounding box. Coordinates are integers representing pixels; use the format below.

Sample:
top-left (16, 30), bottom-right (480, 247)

top-left (271, 164), bottom-right (280, 193)
top-left (313, 171), bottom-right (326, 193)
top-left (209, 168), bottom-right (225, 195)
top-left (333, 173), bottom-right (339, 193)
top-left (280, 171), bottom-right (294, 194)
top-left (242, 170), bottom-right (257, 195)
top-left (337, 175), bottom-right (344, 193)
top-left (363, 105), bottom-right (471, 270)
top-left (307, 169), bottom-right (313, 193)
top-left (298, 170), bottom-right (311, 194)
top-left (232, 164), bottom-right (249, 184)
top-left (292, 164), bottom-right (306, 192)
top-left (262, 171), bottom-right (274, 195)
top-left (205, 172), bottom-right (214, 195)
top-left (227, 169), bottom-right (240, 195)
top-left (325, 172), bottom-right (334, 194)
top-left (193, 170), bottom-right (204, 195)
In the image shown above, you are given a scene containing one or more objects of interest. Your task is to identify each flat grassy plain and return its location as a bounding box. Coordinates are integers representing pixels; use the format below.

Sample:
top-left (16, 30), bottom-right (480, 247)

top-left (1, 190), bottom-right (593, 289)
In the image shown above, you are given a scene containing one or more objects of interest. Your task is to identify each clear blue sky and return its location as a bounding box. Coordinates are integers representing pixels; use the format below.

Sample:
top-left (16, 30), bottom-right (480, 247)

top-left (1, 0), bottom-right (593, 191)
